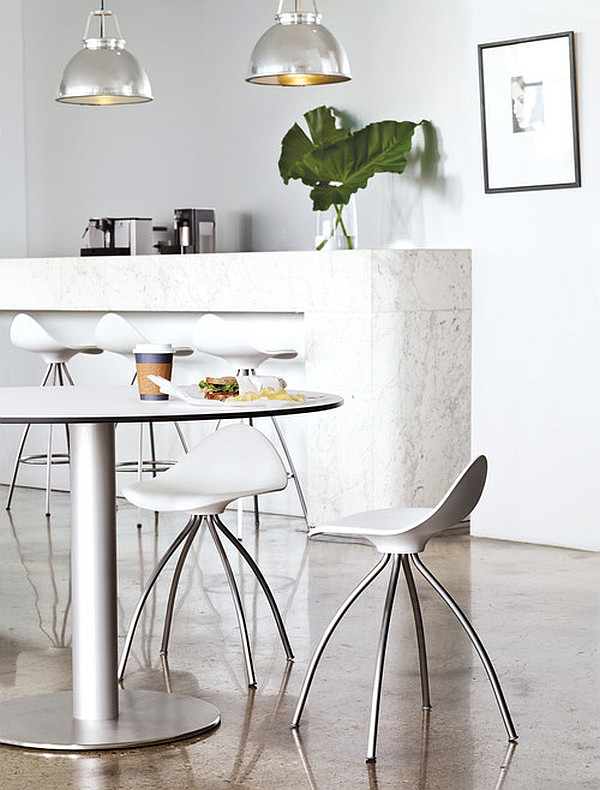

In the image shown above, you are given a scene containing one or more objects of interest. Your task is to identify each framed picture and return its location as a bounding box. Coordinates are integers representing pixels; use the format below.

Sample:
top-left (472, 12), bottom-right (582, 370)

top-left (478, 31), bottom-right (580, 193)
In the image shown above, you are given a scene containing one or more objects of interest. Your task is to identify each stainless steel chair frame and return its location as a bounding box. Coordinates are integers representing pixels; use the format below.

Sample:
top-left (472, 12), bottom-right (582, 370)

top-left (118, 513), bottom-right (294, 687)
top-left (291, 552), bottom-right (518, 762)
top-left (6, 362), bottom-right (74, 516)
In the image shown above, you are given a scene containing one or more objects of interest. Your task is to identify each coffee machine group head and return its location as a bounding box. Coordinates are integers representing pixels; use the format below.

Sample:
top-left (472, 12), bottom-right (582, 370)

top-left (174, 208), bottom-right (216, 253)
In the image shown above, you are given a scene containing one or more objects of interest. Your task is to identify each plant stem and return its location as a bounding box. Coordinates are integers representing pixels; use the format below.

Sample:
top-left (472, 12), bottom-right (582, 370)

top-left (334, 203), bottom-right (354, 250)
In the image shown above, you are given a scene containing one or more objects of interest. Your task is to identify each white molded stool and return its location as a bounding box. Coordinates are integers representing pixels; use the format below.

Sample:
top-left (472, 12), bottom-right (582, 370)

top-left (6, 313), bottom-right (103, 515)
top-left (192, 313), bottom-right (309, 533)
top-left (118, 423), bottom-right (294, 688)
top-left (95, 313), bottom-right (193, 519)
top-left (291, 455), bottom-right (518, 762)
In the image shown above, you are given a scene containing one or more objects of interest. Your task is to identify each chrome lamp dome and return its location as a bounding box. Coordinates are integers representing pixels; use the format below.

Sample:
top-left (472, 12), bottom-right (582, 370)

top-left (56, 3), bottom-right (152, 105)
top-left (247, 1), bottom-right (351, 86)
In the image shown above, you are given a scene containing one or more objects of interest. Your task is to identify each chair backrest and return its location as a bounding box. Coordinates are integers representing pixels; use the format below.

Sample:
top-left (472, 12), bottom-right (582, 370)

top-left (9, 313), bottom-right (65, 354)
top-left (419, 455), bottom-right (488, 535)
top-left (192, 314), bottom-right (269, 369)
top-left (193, 314), bottom-right (298, 371)
top-left (165, 423), bottom-right (288, 498)
top-left (95, 313), bottom-right (148, 356)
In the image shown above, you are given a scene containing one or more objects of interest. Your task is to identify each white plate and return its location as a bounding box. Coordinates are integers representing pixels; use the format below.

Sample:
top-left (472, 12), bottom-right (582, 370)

top-left (147, 375), bottom-right (309, 408)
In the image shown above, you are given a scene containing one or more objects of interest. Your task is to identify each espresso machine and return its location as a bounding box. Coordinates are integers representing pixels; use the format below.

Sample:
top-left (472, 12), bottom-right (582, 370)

top-left (173, 208), bottom-right (216, 253)
top-left (81, 217), bottom-right (153, 256)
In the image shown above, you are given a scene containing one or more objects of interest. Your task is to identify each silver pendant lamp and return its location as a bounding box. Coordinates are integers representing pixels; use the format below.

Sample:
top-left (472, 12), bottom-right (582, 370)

top-left (246, 0), bottom-right (351, 86)
top-left (56, 1), bottom-right (152, 105)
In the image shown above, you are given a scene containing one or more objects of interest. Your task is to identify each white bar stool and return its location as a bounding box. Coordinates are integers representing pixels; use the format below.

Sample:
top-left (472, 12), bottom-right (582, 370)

top-left (6, 313), bottom-right (103, 516)
top-left (95, 313), bottom-right (193, 523)
top-left (192, 313), bottom-right (309, 535)
top-left (291, 455), bottom-right (518, 762)
top-left (117, 423), bottom-right (294, 688)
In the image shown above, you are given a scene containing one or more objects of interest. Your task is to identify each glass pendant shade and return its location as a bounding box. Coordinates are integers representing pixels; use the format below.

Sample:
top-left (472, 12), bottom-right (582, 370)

top-left (56, 6), bottom-right (152, 105)
top-left (246, 2), bottom-right (351, 86)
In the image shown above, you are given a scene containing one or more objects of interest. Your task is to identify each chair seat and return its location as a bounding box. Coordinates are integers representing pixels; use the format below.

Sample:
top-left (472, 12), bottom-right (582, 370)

top-left (313, 507), bottom-right (435, 552)
top-left (95, 312), bottom-right (193, 359)
top-left (10, 313), bottom-right (102, 363)
top-left (122, 423), bottom-right (288, 514)
top-left (192, 313), bottom-right (298, 371)
top-left (123, 477), bottom-right (281, 515)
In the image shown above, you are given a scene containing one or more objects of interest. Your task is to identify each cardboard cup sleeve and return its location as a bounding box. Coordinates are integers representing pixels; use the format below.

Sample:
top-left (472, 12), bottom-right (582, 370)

top-left (133, 344), bottom-right (174, 401)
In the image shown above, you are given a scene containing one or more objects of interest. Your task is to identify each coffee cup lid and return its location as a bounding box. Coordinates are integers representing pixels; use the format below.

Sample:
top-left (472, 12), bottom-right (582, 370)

top-left (133, 343), bottom-right (173, 354)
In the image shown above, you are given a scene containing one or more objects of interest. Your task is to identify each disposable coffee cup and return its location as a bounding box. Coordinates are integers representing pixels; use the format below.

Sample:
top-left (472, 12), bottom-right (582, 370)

top-left (133, 343), bottom-right (173, 401)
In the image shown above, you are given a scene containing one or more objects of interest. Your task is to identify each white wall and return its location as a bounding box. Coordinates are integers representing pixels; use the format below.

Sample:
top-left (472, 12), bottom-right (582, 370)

top-left (0, 1), bottom-right (27, 257)
top-left (16, 0), bottom-right (471, 256)
top-left (5, 1), bottom-right (600, 548)
top-left (468, 3), bottom-right (600, 551)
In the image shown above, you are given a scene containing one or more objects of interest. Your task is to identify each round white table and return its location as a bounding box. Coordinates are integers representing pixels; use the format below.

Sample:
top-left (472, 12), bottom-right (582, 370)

top-left (0, 385), bottom-right (343, 750)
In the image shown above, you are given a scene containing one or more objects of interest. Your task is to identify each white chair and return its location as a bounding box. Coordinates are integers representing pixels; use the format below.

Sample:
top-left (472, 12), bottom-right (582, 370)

top-left (117, 423), bottom-right (294, 688)
top-left (192, 313), bottom-right (309, 532)
top-left (6, 313), bottom-right (103, 515)
top-left (291, 455), bottom-right (518, 762)
top-left (95, 313), bottom-right (193, 516)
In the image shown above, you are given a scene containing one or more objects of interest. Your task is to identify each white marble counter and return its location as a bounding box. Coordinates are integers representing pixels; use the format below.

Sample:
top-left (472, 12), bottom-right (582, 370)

top-left (0, 249), bottom-right (471, 520)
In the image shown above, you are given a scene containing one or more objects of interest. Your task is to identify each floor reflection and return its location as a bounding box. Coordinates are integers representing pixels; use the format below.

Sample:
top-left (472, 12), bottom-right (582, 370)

top-left (0, 488), bottom-right (597, 789)
top-left (7, 511), bottom-right (71, 649)
top-left (293, 715), bottom-right (517, 790)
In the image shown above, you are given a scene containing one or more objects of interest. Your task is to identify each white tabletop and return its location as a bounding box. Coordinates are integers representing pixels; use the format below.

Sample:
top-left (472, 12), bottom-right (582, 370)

top-left (0, 385), bottom-right (343, 424)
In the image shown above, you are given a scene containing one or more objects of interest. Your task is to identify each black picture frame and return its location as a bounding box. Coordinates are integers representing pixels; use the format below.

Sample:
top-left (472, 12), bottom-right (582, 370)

top-left (478, 31), bottom-right (581, 193)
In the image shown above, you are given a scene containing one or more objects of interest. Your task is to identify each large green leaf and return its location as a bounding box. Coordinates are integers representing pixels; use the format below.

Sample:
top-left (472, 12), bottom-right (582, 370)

top-left (304, 105), bottom-right (351, 148)
top-left (279, 123), bottom-right (319, 185)
top-left (279, 106), bottom-right (425, 212)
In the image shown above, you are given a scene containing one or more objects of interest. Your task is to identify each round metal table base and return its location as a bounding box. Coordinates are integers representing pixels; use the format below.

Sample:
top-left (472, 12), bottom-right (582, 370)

top-left (0, 690), bottom-right (220, 751)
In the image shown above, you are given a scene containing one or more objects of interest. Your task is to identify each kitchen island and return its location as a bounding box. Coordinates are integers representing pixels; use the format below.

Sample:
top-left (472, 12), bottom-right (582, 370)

top-left (0, 249), bottom-right (470, 521)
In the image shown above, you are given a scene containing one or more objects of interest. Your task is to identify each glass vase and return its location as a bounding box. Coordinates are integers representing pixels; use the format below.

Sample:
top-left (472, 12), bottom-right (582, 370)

top-left (315, 196), bottom-right (357, 251)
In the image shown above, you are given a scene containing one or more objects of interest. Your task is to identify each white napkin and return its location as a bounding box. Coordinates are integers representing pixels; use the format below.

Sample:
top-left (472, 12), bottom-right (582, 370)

top-left (237, 375), bottom-right (287, 395)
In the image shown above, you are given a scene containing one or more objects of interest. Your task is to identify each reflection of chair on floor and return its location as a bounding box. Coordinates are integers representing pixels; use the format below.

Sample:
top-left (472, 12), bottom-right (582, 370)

top-left (292, 455), bottom-right (518, 762)
top-left (95, 313), bottom-right (193, 476)
top-left (192, 313), bottom-right (309, 534)
top-left (227, 662), bottom-right (293, 786)
top-left (293, 713), bottom-right (517, 790)
top-left (6, 313), bottom-right (103, 515)
top-left (6, 511), bottom-right (71, 648)
top-left (118, 424), bottom-right (294, 688)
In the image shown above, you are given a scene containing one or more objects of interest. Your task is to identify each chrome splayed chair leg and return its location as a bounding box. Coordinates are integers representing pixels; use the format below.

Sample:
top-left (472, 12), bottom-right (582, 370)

top-left (410, 553), bottom-right (518, 742)
top-left (119, 509), bottom-right (292, 689)
top-left (367, 554), bottom-right (401, 762)
top-left (401, 554), bottom-right (431, 711)
top-left (160, 517), bottom-right (204, 657)
top-left (45, 423), bottom-right (54, 516)
top-left (118, 516), bottom-right (198, 681)
top-left (270, 416), bottom-right (310, 528)
top-left (214, 514), bottom-right (294, 661)
top-left (5, 423), bottom-right (33, 510)
top-left (291, 554), bottom-right (392, 729)
top-left (207, 517), bottom-right (257, 687)
top-left (174, 422), bottom-right (189, 453)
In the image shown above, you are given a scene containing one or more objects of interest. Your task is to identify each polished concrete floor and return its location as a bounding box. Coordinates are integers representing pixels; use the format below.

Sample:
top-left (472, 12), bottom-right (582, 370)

top-left (0, 486), bottom-right (598, 789)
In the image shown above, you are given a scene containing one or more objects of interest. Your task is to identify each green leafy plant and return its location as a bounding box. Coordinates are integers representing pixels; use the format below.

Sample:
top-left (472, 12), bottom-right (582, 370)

top-left (279, 106), bottom-right (425, 249)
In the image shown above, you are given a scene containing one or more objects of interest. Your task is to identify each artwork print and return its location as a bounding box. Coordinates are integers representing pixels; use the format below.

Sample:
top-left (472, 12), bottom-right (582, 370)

top-left (478, 32), bottom-right (580, 193)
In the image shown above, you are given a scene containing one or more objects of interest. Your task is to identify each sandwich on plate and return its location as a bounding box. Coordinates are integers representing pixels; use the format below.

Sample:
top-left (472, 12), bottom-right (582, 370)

top-left (198, 376), bottom-right (239, 401)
